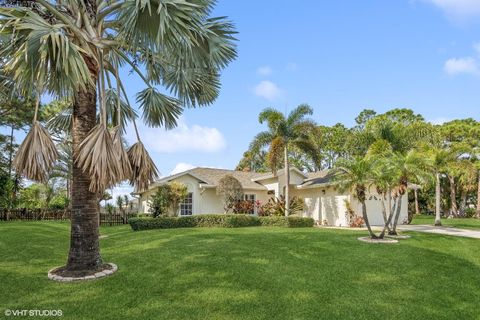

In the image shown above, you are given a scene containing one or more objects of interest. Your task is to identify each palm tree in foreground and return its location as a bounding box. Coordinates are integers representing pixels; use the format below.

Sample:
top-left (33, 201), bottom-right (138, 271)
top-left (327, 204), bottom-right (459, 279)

top-left (335, 156), bottom-right (377, 239)
top-left (250, 104), bottom-right (317, 215)
top-left (1, 0), bottom-right (236, 276)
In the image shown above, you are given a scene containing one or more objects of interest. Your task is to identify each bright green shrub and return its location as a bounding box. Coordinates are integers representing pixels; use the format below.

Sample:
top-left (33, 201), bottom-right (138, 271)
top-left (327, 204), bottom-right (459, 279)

top-left (259, 216), bottom-right (314, 227)
top-left (129, 214), bottom-right (313, 231)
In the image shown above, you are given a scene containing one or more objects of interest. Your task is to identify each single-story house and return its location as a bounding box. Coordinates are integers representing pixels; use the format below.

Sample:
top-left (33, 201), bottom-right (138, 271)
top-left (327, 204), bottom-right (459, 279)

top-left (134, 167), bottom-right (408, 227)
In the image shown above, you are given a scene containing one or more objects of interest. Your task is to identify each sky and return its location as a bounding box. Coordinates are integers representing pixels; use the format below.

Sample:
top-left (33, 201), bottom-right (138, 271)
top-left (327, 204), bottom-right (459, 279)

top-left (3, 0), bottom-right (480, 200)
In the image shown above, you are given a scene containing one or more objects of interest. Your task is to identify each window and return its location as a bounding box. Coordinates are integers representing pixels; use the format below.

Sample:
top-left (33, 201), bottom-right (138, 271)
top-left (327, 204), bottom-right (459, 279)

top-left (243, 194), bottom-right (256, 214)
top-left (180, 193), bottom-right (193, 216)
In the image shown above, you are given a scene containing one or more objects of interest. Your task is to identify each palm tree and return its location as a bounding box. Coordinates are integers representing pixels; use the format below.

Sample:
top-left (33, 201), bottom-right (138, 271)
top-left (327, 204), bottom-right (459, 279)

top-left (335, 156), bottom-right (378, 239)
top-left (250, 104), bottom-right (317, 215)
top-left (387, 150), bottom-right (428, 234)
top-left (1, 1), bottom-right (236, 275)
top-left (424, 146), bottom-right (452, 226)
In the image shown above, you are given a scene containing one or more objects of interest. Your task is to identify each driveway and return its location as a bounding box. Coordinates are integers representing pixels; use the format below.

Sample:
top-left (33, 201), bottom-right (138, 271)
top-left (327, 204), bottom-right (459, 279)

top-left (397, 224), bottom-right (480, 239)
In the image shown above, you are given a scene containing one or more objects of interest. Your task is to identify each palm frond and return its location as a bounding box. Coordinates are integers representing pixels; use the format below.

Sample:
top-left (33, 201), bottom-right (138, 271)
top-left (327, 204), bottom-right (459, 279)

top-left (12, 121), bottom-right (58, 183)
top-left (136, 87), bottom-right (183, 129)
top-left (0, 8), bottom-right (93, 96)
top-left (111, 127), bottom-right (132, 182)
top-left (75, 124), bottom-right (122, 193)
top-left (287, 104), bottom-right (313, 126)
top-left (127, 141), bottom-right (159, 191)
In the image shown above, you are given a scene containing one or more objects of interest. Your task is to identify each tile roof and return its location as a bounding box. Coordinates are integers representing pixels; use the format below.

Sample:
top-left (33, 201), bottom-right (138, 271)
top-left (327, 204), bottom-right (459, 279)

top-left (300, 170), bottom-right (337, 188)
top-left (161, 167), bottom-right (268, 190)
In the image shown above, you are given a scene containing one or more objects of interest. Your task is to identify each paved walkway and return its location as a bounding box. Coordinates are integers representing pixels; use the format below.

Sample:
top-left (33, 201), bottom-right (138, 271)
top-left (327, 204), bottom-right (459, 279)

top-left (396, 224), bottom-right (480, 239)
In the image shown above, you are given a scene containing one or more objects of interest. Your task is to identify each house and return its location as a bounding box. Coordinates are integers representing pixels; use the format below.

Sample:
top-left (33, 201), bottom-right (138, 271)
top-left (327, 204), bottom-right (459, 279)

top-left (134, 167), bottom-right (408, 227)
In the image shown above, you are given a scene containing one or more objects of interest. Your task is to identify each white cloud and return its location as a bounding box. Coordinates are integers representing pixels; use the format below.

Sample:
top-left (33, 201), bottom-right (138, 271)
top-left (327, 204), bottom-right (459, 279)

top-left (428, 117), bottom-right (450, 125)
top-left (127, 119), bottom-right (226, 154)
top-left (444, 57), bottom-right (480, 75)
top-left (254, 80), bottom-right (283, 101)
top-left (170, 162), bottom-right (196, 175)
top-left (257, 66), bottom-right (273, 76)
top-left (423, 0), bottom-right (480, 19)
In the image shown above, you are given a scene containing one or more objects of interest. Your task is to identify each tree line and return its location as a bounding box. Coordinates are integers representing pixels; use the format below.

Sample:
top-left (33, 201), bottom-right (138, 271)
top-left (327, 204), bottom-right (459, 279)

top-left (237, 106), bottom-right (480, 230)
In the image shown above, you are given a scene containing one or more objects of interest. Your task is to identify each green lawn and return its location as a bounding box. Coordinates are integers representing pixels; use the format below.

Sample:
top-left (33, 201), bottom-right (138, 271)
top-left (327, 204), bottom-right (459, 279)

top-left (412, 214), bottom-right (480, 230)
top-left (1, 222), bottom-right (479, 320)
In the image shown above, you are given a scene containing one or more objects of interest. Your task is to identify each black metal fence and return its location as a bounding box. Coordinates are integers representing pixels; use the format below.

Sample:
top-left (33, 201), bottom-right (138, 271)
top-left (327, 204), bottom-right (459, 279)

top-left (0, 208), bottom-right (136, 226)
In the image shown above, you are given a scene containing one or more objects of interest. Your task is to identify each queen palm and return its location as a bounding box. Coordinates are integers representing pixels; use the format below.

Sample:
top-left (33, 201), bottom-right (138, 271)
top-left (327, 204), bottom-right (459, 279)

top-left (387, 150), bottom-right (428, 234)
top-left (250, 104), bottom-right (317, 215)
top-left (424, 146), bottom-right (456, 226)
top-left (0, 0), bottom-right (236, 275)
top-left (335, 156), bottom-right (378, 239)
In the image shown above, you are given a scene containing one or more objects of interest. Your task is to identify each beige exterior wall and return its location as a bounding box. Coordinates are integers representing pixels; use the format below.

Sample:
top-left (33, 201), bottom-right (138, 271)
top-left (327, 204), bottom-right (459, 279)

top-left (138, 174), bottom-right (271, 215)
top-left (293, 185), bottom-right (409, 227)
top-left (350, 193), bottom-right (409, 226)
top-left (138, 172), bottom-right (409, 226)
top-left (291, 186), bottom-right (350, 226)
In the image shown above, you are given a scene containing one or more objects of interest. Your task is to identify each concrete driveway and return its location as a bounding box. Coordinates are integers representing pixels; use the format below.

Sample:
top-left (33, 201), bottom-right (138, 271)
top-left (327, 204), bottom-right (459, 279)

top-left (397, 224), bottom-right (480, 239)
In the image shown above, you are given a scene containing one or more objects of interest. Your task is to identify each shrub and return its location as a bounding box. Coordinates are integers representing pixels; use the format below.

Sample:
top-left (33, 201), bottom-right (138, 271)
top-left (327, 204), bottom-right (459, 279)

top-left (129, 214), bottom-right (314, 231)
top-left (464, 207), bottom-right (476, 218)
top-left (259, 196), bottom-right (304, 216)
top-left (259, 216), bottom-right (314, 227)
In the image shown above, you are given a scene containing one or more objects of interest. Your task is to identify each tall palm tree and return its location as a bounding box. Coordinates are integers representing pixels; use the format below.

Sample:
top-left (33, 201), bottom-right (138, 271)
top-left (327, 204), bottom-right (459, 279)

top-left (0, 0), bottom-right (236, 275)
top-left (424, 146), bottom-right (452, 226)
top-left (250, 104), bottom-right (317, 215)
top-left (335, 156), bottom-right (378, 239)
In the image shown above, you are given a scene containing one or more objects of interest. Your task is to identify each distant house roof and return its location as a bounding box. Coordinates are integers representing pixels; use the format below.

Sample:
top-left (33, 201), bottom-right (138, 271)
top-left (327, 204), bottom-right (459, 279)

top-left (135, 167), bottom-right (339, 195)
top-left (251, 167), bottom-right (308, 182)
top-left (299, 170), bottom-right (337, 189)
top-left (149, 167), bottom-right (268, 191)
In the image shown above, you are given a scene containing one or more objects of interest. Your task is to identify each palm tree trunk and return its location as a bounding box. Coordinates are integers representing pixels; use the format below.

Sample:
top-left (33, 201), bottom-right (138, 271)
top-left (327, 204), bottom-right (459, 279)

top-left (435, 172), bottom-right (442, 226)
top-left (389, 194), bottom-right (403, 235)
top-left (476, 170), bottom-right (480, 218)
top-left (8, 125), bottom-right (14, 176)
top-left (361, 200), bottom-right (377, 239)
top-left (414, 188), bottom-right (420, 216)
top-left (65, 85), bottom-right (103, 272)
top-left (284, 146), bottom-right (290, 216)
top-left (379, 196), bottom-right (395, 239)
top-left (459, 191), bottom-right (467, 217)
top-left (448, 175), bottom-right (458, 217)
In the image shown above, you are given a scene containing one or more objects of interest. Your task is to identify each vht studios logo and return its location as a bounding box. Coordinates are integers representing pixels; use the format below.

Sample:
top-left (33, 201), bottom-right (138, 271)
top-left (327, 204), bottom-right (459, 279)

top-left (4, 309), bottom-right (63, 317)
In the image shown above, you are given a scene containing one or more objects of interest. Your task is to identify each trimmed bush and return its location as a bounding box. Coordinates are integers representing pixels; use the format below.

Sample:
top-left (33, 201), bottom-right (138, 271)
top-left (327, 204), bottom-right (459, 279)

top-left (259, 216), bottom-right (314, 228)
top-left (129, 214), bottom-right (314, 231)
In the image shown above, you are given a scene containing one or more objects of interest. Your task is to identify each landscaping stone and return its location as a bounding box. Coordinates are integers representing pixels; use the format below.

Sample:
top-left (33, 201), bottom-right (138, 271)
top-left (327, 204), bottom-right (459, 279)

top-left (48, 263), bottom-right (118, 282)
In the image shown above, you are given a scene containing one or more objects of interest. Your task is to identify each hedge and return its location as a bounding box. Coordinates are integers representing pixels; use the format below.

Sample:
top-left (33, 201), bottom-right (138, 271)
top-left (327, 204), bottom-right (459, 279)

top-left (128, 214), bottom-right (314, 231)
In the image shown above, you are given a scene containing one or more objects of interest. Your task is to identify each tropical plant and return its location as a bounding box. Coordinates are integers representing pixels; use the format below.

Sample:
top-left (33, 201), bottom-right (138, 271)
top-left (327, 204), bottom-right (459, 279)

top-left (168, 182), bottom-right (188, 217)
top-left (149, 184), bottom-right (172, 218)
top-left (335, 156), bottom-right (378, 239)
top-left (0, 0), bottom-right (236, 275)
top-left (386, 150), bottom-right (429, 234)
top-left (216, 175), bottom-right (244, 213)
top-left (258, 196), bottom-right (304, 217)
top-left (250, 104), bottom-right (317, 215)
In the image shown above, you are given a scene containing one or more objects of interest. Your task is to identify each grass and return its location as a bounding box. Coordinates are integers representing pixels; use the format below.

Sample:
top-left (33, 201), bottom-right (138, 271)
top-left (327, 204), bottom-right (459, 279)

top-left (1, 222), bottom-right (480, 320)
top-left (412, 214), bottom-right (480, 230)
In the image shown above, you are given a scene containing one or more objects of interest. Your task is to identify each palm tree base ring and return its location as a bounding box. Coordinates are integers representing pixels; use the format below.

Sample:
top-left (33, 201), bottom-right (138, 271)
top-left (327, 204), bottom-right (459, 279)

top-left (386, 234), bottom-right (411, 239)
top-left (48, 263), bottom-right (118, 282)
top-left (357, 237), bottom-right (398, 244)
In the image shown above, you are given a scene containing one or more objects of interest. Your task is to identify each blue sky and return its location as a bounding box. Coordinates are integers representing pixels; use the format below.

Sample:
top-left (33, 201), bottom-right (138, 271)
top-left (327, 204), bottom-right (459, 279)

top-left (122, 0), bottom-right (480, 179)
top-left (3, 0), bottom-right (480, 199)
